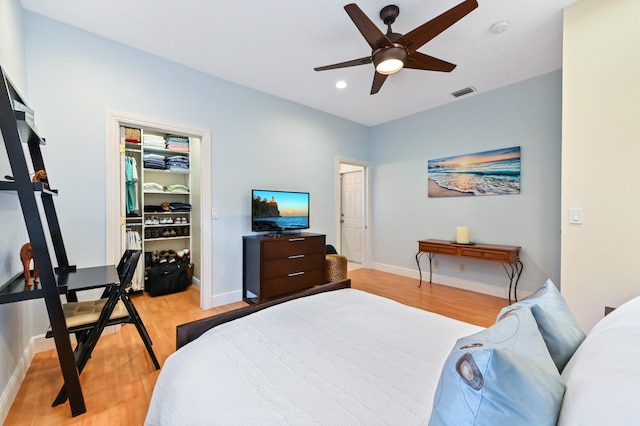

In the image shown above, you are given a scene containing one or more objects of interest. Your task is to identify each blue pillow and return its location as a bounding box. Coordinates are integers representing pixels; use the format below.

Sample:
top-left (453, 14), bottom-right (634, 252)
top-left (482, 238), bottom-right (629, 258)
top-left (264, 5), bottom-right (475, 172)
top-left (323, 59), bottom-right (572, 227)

top-left (430, 306), bottom-right (565, 426)
top-left (498, 279), bottom-right (585, 372)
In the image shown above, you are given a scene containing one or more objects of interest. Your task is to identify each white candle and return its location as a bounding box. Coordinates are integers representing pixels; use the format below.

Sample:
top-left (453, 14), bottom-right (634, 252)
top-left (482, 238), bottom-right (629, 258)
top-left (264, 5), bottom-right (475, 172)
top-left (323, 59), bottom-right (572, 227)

top-left (456, 226), bottom-right (470, 244)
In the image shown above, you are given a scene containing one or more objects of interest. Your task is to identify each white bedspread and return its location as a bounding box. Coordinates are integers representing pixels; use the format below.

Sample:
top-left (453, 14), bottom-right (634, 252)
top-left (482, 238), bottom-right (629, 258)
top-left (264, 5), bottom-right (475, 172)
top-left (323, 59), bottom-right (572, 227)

top-left (145, 289), bottom-right (482, 425)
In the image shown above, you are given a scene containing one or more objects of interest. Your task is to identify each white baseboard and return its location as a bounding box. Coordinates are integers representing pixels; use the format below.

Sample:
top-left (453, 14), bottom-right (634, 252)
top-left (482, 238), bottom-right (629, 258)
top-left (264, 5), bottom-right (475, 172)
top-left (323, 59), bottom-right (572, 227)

top-left (191, 276), bottom-right (201, 291)
top-left (0, 337), bottom-right (34, 424)
top-left (370, 262), bottom-right (527, 300)
top-left (211, 289), bottom-right (242, 307)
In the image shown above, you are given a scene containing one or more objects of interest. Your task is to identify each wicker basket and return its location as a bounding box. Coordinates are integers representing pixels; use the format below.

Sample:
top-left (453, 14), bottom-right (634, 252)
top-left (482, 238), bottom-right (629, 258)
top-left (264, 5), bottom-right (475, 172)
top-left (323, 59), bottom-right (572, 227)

top-left (325, 254), bottom-right (348, 282)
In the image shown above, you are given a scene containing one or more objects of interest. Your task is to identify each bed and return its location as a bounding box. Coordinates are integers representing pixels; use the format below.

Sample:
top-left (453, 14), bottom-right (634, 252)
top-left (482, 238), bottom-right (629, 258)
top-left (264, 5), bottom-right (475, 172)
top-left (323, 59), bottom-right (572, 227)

top-left (145, 279), bottom-right (640, 425)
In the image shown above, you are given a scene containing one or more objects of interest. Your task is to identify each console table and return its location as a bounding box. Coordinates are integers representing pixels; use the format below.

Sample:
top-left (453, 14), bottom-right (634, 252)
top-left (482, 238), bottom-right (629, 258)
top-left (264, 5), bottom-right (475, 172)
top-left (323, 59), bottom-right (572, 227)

top-left (416, 239), bottom-right (523, 303)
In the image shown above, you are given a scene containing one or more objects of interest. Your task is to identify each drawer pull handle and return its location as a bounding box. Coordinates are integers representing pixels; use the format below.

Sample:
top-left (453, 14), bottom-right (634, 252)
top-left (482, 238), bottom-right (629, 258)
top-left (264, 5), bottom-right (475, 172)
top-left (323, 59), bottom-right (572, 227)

top-left (289, 254), bottom-right (305, 259)
top-left (288, 238), bottom-right (305, 242)
top-left (288, 271), bottom-right (305, 277)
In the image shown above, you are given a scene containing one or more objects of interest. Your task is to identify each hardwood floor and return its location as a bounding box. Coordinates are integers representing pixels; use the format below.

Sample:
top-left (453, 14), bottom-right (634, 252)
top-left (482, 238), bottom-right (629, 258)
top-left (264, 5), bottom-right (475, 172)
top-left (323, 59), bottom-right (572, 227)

top-left (4, 268), bottom-right (508, 425)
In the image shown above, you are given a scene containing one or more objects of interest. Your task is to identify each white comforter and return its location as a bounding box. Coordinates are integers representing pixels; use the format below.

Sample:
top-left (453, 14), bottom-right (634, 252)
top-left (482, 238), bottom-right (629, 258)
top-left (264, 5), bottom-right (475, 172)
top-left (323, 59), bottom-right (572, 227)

top-left (145, 289), bottom-right (482, 425)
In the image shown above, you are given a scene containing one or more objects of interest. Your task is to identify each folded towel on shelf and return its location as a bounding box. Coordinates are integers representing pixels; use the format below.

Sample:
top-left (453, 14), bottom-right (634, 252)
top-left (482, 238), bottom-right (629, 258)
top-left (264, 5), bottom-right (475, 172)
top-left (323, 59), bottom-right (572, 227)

top-left (143, 135), bottom-right (167, 149)
top-left (164, 184), bottom-right (190, 193)
top-left (143, 182), bottom-right (164, 192)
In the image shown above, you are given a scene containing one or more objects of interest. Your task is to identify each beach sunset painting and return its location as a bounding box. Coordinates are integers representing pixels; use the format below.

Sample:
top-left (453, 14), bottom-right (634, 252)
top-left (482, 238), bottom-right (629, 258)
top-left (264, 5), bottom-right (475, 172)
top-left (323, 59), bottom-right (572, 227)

top-left (428, 146), bottom-right (521, 197)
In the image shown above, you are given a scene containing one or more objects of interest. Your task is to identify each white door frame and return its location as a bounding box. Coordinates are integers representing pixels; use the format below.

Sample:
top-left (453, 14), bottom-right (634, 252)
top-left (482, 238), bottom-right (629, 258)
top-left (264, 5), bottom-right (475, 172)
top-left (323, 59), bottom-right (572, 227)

top-left (335, 157), bottom-right (371, 268)
top-left (105, 110), bottom-right (213, 309)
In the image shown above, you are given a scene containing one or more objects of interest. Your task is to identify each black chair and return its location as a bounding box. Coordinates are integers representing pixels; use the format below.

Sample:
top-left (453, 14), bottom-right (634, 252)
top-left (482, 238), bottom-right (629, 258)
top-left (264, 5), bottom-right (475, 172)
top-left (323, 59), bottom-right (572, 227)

top-left (46, 249), bottom-right (160, 406)
top-left (326, 244), bottom-right (338, 254)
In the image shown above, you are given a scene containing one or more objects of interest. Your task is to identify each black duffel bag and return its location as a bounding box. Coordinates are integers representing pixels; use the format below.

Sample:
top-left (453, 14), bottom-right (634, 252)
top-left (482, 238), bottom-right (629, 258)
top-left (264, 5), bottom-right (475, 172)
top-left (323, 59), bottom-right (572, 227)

top-left (146, 261), bottom-right (190, 297)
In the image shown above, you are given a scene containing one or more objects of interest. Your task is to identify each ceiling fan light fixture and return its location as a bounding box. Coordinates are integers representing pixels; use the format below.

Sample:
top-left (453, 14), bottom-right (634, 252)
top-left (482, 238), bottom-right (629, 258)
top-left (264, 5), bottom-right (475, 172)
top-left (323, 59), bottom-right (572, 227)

top-left (376, 58), bottom-right (403, 75)
top-left (373, 46), bottom-right (407, 75)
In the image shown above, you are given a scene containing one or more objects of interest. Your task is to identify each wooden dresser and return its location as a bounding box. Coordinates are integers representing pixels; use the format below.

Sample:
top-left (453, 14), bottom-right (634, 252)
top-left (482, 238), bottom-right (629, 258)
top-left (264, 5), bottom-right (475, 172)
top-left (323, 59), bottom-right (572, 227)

top-left (243, 233), bottom-right (326, 304)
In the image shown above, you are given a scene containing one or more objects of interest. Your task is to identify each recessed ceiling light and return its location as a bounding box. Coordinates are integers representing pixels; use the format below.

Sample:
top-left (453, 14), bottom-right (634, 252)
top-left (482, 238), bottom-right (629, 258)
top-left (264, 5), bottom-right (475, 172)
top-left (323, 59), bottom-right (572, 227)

top-left (336, 80), bottom-right (347, 89)
top-left (490, 21), bottom-right (510, 34)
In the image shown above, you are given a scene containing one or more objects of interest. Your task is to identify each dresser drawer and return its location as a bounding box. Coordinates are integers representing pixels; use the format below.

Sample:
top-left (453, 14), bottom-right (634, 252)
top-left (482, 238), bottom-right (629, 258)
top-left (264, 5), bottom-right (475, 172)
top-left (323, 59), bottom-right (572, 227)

top-left (262, 236), bottom-right (325, 260)
top-left (262, 253), bottom-right (325, 279)
top-left (262, 269), bottom-right (325, 299)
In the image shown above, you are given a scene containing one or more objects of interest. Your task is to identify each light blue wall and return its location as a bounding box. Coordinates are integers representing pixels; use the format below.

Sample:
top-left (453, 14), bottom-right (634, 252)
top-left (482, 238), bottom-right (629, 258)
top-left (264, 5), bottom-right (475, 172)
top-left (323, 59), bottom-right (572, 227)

top-left (23, 12), bottom-right (370, 297)
top-left (369, 71), bottom-right (562, 294)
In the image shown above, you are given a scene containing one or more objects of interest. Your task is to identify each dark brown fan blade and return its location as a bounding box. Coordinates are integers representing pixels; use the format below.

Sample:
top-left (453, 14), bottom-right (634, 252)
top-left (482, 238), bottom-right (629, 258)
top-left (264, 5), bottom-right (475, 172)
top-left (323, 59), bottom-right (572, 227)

top-left (370, 72), bottom-right (388, 95)
top-left (344, 3), bottom-right (393, 50)
top-left (398, 0), bottom-right (478, 53)
top-left (314, 56), bottom-right (372, 71)
top-left (404, 52), bottom-right (456, 72)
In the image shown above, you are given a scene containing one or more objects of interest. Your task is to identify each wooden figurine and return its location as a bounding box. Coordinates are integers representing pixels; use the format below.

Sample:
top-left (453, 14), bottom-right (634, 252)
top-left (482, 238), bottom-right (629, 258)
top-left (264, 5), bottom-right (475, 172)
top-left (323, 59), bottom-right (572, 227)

top-left (20, 242), bottom-right (38, 286)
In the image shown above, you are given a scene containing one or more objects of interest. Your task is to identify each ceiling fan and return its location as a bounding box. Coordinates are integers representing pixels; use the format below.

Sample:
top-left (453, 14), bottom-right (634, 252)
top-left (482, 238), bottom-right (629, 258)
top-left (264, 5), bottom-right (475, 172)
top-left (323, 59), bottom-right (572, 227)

top-left (314, 0), bottom-right (478, 95)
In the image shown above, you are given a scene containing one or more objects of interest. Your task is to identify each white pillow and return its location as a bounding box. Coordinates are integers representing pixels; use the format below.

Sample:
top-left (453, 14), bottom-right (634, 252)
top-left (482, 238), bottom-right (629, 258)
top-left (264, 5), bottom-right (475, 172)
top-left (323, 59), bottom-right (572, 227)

top-left (558, 296), bottom-right (640, 426)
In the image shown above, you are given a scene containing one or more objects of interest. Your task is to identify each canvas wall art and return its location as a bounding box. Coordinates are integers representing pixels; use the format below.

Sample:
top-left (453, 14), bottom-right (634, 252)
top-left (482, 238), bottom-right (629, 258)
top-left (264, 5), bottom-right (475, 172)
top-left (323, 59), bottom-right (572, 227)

top-left (428, 146), bottom-right (521, 197)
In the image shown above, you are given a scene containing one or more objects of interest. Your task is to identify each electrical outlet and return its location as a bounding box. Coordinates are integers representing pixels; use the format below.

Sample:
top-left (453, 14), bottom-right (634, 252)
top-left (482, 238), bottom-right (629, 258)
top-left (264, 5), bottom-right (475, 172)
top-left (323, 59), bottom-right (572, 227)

top-left (459, 263), bottom-right (465, 273)
top-left (433, 259), bottom-right (439, 269)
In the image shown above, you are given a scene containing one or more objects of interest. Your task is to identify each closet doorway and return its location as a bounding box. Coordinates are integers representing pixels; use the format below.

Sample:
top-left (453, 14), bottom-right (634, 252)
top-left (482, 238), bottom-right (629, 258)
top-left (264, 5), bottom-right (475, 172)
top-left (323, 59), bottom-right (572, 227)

top-left (105, 111), bottom-right (214, 309)
top-left (337, 159), bottom-right (370, 268)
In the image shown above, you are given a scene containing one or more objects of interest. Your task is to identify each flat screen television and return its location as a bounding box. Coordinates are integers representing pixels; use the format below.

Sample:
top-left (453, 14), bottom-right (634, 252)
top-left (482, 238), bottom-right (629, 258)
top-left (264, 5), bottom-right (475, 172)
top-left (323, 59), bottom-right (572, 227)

top-left (252, 189), bottom-right (310, 234)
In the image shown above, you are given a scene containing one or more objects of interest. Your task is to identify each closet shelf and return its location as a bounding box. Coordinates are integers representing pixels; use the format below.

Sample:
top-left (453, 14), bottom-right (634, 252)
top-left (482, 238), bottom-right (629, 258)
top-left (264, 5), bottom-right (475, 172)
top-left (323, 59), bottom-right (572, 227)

top-left (144, 224), bottom-right (190, 228)
top-left (143, 168), bottom-right (190, 175)
top-left (143, 146), bottom-right (189, 155)
top-left (143, 190), bottom-right (190, 195)
top-left (144, 236), bottom-right (190, 242)
top-left (143, 211), bottom-right (187, 215)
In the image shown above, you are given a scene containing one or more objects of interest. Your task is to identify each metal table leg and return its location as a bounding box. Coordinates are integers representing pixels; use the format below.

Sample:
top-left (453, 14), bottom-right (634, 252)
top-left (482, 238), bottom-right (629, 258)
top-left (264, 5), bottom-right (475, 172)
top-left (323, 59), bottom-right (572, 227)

top-left (502, 260), bottom-right (524, 304)
top-left (416, 251), bottom-right (434, 287)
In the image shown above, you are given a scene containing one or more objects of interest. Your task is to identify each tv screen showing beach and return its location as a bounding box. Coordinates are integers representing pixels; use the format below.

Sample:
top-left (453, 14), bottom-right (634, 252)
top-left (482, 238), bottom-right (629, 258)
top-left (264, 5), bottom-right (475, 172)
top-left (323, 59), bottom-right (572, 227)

top-left (427, 146), bottom-right (521, 197)
top-left (252, 190), bottom-right (309, 231)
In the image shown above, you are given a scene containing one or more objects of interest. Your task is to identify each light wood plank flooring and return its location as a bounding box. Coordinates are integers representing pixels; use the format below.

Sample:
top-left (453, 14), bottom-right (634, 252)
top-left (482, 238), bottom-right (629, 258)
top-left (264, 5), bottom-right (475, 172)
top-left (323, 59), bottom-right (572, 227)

top-left (4, 268), bottom-right (508, 425)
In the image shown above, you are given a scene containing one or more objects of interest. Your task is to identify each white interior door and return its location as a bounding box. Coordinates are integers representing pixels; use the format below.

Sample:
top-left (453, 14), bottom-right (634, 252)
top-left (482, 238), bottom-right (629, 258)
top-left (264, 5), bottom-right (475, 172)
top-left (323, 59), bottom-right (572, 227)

top-left (341, 170), bottom-right (364, 263)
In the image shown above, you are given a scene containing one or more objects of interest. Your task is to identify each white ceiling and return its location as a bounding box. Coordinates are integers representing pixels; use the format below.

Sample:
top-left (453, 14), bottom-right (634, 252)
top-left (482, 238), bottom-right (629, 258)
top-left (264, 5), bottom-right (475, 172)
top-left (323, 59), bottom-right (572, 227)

top-left (20, 0), bottom-right (578, 127)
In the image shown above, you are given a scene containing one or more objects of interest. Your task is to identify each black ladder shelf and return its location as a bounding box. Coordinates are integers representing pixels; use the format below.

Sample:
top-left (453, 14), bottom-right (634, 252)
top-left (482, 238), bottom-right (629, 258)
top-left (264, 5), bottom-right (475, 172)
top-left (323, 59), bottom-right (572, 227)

top-left (0, 66), bottom-right (86, 416)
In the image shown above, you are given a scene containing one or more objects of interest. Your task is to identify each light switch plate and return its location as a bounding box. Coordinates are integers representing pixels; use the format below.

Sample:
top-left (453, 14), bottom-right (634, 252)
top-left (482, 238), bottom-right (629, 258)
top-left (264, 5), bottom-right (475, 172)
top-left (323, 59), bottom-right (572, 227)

top-left (569, 208), bottom-right (583, 224)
